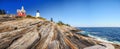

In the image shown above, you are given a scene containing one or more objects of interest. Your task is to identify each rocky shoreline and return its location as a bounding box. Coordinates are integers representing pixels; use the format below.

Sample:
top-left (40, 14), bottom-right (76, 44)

top-left (77, 32), bottom-right (120, 49)
top-left (0, 15), bottom-right (120, 49)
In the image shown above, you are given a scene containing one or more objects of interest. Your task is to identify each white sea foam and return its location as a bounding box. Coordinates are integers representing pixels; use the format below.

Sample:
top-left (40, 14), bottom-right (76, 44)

top-left (88, 34), bottom-right (120, 45)
top-left (78, 31), bottom-right (120, 45)
top-left (78, 27), bottom-right (120, 45)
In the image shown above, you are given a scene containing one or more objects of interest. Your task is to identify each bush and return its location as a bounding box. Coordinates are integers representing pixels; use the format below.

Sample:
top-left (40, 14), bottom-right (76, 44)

top-left (57, 21), bottom-right (71, 26)
top-left (57, 21), bottom-right (64, 25)
top-left (26, 15), bottom-right (33, 18)
top-left (38, 17), bottom-right (46, 20)
top-left (26, 15), bottom-right (46, 20)
top-left (65, 24), bottom-right (71, 26)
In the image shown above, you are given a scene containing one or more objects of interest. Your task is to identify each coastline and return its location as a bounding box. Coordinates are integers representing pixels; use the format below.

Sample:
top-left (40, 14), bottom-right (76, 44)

top-left (0, 15), bottom-right (120, 49)
top-left (77, 31), bottom-right (120, 49)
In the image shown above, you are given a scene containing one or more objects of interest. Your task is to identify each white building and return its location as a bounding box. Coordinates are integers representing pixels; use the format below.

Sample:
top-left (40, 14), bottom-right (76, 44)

top-left (17, 6), bottom-right (26, 17)
top-left (36, 10), bottom-right (40, 17)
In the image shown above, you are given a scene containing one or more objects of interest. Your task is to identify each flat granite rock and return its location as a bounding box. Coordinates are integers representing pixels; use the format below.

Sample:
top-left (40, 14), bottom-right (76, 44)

top-left (0, 16), bottom-right (119, 49)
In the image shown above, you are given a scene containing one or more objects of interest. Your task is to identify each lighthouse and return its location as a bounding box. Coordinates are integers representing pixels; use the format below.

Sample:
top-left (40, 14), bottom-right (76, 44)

top-left (36, 10), bottom-right (40, 18)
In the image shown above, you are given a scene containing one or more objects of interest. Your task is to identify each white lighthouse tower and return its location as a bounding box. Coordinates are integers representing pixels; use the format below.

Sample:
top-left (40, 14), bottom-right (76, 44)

top-left (36, 10), bottom-right (40, 18)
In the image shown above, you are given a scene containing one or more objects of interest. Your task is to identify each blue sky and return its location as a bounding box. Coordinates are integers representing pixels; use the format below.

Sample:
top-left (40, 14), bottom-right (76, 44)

top-left (0, 0), bottom-right (120, 27)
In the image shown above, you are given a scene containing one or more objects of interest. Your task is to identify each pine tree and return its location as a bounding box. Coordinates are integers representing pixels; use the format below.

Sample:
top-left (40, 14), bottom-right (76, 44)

top-left (0, 9), bottom-right (2, 14)
top-left (0, 9), bottom-right (6, 15)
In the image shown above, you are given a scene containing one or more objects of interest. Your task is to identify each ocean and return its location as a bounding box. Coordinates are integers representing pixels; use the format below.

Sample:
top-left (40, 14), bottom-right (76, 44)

top-left (77, 27), bottom-right (120, 44)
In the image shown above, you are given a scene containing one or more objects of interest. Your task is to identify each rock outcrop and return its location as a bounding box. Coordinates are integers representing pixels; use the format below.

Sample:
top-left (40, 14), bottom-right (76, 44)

top-left (0, 16), bottom-right (119, 49)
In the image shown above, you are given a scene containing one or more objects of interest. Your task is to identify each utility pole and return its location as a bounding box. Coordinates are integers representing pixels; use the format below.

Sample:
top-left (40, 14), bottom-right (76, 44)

top-left (51, 18), bottom-right (53, 22)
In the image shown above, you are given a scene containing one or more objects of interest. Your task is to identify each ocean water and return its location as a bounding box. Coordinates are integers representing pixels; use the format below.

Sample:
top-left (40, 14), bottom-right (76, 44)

top-left (77, 27), bottom-right (120, 44)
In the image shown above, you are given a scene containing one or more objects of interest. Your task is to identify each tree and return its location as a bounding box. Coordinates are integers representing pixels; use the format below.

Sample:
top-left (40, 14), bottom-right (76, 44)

top-left (0, 9), bottom-right (6, 15)
top-left (0, 10), bottom-right (2, 14)
top-left (2, 10), bottom-right (6, 14)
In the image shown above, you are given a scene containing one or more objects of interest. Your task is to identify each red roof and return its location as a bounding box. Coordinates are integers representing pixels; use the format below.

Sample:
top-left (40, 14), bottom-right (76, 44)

top-left (17, 12), bottom-right (26, 17)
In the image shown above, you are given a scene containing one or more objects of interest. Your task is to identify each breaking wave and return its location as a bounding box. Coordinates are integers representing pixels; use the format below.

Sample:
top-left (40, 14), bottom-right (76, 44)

top-left (78, 31), bottom-right (120, 45)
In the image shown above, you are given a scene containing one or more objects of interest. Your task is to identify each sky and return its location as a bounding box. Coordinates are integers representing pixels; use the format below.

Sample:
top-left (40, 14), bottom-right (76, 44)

top-left (0, 0), bottom-right (120, 27)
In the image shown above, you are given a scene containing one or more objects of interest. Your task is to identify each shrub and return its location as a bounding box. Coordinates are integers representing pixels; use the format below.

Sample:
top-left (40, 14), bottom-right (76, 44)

top-left (57, 21), bottom-right (64, 25)
top-left (26, 15), bottom-right (33, 18)
top-left (65, 24), bottom-right (71, 26)
top-left (38, 17), bottom-right (46, 20)
top-left (57, 21), bottom-right (71, 26)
